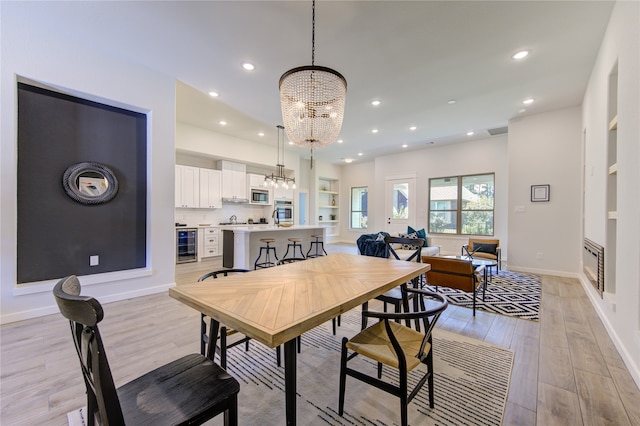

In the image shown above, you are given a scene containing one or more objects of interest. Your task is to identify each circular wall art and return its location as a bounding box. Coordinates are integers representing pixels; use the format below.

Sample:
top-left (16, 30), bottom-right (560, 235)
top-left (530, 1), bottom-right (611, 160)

top-left (62, 162), bottom-right (119, 205)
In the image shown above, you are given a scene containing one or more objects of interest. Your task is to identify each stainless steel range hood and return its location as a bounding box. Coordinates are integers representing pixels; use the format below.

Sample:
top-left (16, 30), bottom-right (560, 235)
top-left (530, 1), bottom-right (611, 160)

top-left (221, 197), bottom-right (249, 204)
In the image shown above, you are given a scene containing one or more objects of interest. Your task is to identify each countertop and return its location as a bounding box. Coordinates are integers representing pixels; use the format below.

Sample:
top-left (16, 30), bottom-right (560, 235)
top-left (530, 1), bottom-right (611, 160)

top-left (220, 224), bottom-right (324, 233)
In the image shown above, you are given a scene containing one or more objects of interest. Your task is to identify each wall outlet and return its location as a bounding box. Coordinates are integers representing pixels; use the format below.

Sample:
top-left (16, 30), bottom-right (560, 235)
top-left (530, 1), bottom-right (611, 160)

top-left (536, 252), bottom-right (543, 260)
top-left (90, 255), bottom-right (99, 266)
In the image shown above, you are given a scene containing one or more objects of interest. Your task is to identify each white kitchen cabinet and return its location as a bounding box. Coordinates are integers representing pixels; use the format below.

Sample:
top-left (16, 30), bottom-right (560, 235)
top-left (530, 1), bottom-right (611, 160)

top-left (198, 227), bottom-right (220, 259)
top-left (248, 173), bottom-right (266, 188)
top-left (219, 160), bottom-right (247, 201)
top-left (199, 168), bottom-right (221, 209)
top-left (175, 165), bottom-right (199, 208)
top-left (273, 185), bottom-right (294, 201)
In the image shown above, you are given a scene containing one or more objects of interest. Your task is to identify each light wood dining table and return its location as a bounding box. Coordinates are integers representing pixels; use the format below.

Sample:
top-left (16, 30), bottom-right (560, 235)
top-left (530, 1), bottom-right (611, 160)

top-left (169, 253), bottom-right (430, 426)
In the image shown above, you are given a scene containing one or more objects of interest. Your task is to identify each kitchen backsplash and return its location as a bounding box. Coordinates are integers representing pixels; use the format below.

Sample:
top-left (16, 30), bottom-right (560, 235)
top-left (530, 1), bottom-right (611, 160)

top-left (175, 204), bottom-right (274, 226)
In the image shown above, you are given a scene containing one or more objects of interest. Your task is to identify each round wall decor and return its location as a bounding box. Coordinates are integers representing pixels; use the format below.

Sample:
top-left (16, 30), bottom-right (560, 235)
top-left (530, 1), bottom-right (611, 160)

top-left (62, 162), bottom-right (119, 205)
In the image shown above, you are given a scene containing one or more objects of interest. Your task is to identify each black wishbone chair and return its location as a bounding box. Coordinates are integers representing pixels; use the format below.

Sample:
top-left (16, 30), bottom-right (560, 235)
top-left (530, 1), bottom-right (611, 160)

top-left (339, 288), bottom-right (448, 426)
top-left (198, 269), bottom-right (251, 369)
top-left (362, 235), bottom-right (425, 330)
top-left (54, 275), bottom-right (239, 426)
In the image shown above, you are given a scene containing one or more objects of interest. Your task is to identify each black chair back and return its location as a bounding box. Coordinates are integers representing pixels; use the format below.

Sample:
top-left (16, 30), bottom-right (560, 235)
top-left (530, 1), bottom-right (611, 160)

top-left (384, 236), bottom-right (424, 263)
top-left (53, 276), bottom-right (125, 425)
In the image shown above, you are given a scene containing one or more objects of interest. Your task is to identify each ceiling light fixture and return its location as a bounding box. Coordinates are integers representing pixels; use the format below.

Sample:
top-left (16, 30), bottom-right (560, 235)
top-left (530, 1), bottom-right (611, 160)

top-left (523, 98), bottom-right (535, 105)
top-left (337, 139), bottom-right (343, 143)
top-left (358, 152), bottom-right (363, 156)
top-left (264, 125), bottom-right (296, 190)
top-left (512, 50), bottom-right (529, 60)
top-left (208, 91), bottom-right (219, 97)
top-left (467, 131), bottom-right (474, 136)
top-left (344, 158), bottom-right (353, 163)
top-left (219, 120), bottom-right (227, 126)
top-left (371, 100), bottom-right (381, 106)
top-left (279, 0), bottom-right (347, 153)
top-left (371, 129), bottom-right (378, 134)
top-left (409, 126), bottom-right (417, 131)
top-left (242, 62), bottom-right (255, 71)
top-left (402, 144), bottom-right (408, 148)
top-left (448, 99), bottom-right (456, 104)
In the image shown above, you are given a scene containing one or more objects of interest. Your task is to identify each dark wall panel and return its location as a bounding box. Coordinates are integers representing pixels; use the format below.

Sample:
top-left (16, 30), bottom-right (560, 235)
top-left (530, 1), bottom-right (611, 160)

top-left (17, 83), bottom-right (147, 284)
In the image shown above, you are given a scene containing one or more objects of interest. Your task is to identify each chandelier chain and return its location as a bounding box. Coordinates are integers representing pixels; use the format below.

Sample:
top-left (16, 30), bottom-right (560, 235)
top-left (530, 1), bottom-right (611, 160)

top-left (311, 0), bottom-right (315, 66)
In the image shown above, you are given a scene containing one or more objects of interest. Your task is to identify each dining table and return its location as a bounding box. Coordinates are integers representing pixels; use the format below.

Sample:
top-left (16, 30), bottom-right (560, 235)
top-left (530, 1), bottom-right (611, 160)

top-left (168, 253), bottom-right (431, 426)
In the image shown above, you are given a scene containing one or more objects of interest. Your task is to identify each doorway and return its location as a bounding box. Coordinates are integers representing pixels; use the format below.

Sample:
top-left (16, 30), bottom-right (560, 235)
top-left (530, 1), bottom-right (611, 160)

top-left (385, 176), bottom-right (416, 234)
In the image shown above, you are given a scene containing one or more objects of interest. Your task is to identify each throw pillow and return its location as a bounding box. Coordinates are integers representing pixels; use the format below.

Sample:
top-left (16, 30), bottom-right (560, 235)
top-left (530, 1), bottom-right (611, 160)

top-left (399, 232), bottom-right (420, 249)
top-left (473, 243), bottom-right (498, 254)
top-left (407, 226), bottom-right (429, 246)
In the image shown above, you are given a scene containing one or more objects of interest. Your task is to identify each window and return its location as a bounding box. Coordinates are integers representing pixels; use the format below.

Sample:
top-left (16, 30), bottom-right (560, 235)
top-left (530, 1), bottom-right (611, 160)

top-left (428, 173), bottom-right (494, 235)
top-left (350, 187), bottom-right (368, 229)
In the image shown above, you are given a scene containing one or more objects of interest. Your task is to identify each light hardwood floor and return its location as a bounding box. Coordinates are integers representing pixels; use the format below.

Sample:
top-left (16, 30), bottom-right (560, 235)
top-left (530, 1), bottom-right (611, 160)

top-left (1, 243), bottom-right (638, 425)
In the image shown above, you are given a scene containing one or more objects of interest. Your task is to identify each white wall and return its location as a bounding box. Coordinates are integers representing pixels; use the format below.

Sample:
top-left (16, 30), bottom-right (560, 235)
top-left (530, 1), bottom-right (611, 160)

top-left (339, 161), bottom-right (376, 242)
top-left (581, 0), bottom-right (640, 386)
top-left (1, 3), bottom-right (177, 323)
top-left (368, 136), bottom-right (509, 255)
top-left (507, 107), bottom-right (583, 276)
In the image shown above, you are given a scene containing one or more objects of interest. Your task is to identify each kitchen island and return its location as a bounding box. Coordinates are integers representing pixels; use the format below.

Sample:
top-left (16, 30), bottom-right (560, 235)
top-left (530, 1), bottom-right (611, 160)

top-left (222, 225), bottom-right (327, 269)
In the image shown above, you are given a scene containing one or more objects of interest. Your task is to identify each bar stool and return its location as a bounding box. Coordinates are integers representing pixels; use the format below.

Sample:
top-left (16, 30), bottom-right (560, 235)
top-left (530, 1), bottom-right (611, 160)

top-left (306, 234), bottom-right (328, 258)
top-left (254, 238), bottom-right (278, 269)
top-left (283, 238), bottom-right (305, 260)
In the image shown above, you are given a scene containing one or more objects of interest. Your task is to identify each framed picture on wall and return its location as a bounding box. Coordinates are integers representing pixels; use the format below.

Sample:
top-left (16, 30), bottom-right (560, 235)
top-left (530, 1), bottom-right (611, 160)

top-left (531, 184), bottom-right (550, 202)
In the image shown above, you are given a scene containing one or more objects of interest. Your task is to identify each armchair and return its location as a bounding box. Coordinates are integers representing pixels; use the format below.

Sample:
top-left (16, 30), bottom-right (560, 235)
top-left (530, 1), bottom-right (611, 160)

top-left (462, 238), bottom-right (501, 273)
top-left (423, 256), bottom-right (485, 316)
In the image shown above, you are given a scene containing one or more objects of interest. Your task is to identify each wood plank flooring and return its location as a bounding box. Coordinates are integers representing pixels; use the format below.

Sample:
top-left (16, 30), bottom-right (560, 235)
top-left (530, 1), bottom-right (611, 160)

top-left (1, 243), bottom-right (638, 425)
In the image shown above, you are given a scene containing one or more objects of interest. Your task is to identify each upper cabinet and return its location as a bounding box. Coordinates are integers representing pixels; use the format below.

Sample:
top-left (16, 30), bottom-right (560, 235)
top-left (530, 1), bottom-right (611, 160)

top-left (219, 160), bottom-right (248, 202)
top-left (248, 173), bottom-right (266, 188)
top-left (175, 165), bottom-right (221, 209)
top-left (200, 168), bottom-right (221, 209)
top-left (273, 185), bottom-right (294, 201)
top-left (175, 165), bottom-right (199, 208)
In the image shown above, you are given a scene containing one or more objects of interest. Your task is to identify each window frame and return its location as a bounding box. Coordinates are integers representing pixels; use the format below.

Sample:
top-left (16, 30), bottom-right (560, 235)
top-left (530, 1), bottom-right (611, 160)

top-left (350, 186), bottom-right (368, 229)
top-left (428, 173), bottom-right (495, 236)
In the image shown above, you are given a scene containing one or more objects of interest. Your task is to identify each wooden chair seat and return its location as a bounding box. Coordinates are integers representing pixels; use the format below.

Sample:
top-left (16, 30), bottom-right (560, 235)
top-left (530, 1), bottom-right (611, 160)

top-left (346, 320), bottom-right (426, 371)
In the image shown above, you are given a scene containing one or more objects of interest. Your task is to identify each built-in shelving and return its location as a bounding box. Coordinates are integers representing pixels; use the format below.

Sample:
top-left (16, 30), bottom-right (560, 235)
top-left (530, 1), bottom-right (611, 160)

top-left (605, 64), bottom-right (618, 295)
top-left (318, 178), bottom-right (339, 237)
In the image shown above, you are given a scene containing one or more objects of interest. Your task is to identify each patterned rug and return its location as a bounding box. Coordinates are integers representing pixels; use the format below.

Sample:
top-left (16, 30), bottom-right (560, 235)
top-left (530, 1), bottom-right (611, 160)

top-left (69, 307), bottom-right (514, 426)
top-left (424, 270), bottom-right (541, 321)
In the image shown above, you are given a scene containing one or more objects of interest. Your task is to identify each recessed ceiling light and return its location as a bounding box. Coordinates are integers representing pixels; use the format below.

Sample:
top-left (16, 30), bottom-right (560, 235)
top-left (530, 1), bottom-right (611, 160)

top-left (344, 158), bottom-right (353, 163)
top-left (288, 141), bottom-right (294, 145)
top-left (371, 100), bottom-right (381, 106)
top-left (402, 144), bottom-right (408, 148)
top-left (337, 139), bottom-right (343, 144)
top-left (258, 132), bottom-right (264, 137)
top-left (523, 98), bottom-right (535, 105)
top-left (208, 91), bottom-right (219, 97)
top-left (467, 131), bottom-right (474, 136)
top-left (242, 62), bottom-right (255, 71)
top-left (409, 126), bottom-right (417, 131)
top-left (219, 120), bottom-right (227, 126)
top-left (371, 129), bottom-right (378, 134)
top-left (358, 152), bottom-right (363, 156)
top-left (512, 50), bottom-right (529, 60)
top-left (447, 99), bottom-right (456, 104)
top-left (518, 109), bottom-right (526, 114)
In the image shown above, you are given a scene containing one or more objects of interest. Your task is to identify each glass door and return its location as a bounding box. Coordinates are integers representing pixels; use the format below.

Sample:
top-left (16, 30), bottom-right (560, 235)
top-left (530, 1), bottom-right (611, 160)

top-left (385, 176), bottom-right (415, 234)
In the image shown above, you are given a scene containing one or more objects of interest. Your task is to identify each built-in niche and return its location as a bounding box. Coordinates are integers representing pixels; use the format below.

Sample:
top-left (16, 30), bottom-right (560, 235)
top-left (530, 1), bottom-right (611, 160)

top-left (17, 82), bottom-right (147, 284)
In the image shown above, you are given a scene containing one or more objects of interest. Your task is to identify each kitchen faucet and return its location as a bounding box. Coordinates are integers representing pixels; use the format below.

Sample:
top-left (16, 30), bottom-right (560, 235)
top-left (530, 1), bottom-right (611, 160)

top-left (271, 209), bottom-right (279, 225)
top-left (229, 215), bottom-right (237, 224)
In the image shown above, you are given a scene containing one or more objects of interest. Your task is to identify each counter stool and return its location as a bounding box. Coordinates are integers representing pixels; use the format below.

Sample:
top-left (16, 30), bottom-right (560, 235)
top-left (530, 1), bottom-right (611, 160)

top-left (283, 238), bottom-right (305, 260)
top-left (306, 234), bottom-right (328, 258)
top-left (254, 238), bottom-right (278, 269)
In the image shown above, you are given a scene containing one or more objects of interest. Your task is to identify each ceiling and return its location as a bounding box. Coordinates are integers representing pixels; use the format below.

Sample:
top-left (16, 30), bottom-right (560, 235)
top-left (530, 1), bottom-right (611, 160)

top-left (24, 1), bottom-right (614, 164)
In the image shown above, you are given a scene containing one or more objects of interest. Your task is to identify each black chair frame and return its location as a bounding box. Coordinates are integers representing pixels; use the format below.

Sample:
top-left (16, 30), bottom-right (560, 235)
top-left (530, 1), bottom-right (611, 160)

top-left (339, 288), bottom-right (448, 426)
top-left (54, 276), bottom-right (239, 426)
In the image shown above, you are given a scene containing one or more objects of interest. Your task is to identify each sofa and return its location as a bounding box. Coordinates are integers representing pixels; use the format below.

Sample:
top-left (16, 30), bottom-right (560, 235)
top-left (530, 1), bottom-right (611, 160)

top-left (357, 231), bottom-right (440, 260)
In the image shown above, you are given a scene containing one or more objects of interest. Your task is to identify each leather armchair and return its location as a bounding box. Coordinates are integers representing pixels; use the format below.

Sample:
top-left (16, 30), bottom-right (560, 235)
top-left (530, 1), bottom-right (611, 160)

top-left (462, 238), bottom-right (501, 272)
top-left (423, 256), bottom-right (484, 316)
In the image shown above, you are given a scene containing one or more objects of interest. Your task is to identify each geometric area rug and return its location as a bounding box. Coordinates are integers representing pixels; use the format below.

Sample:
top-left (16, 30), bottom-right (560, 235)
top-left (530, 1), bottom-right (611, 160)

top-left (424, 270), bottom-right (541, 321)
top-left (69, 307), bottom-right (514, 426)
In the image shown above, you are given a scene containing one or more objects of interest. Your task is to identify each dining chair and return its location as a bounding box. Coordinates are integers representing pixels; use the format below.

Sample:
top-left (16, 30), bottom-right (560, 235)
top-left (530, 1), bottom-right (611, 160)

top-left (339, 288), bottom-right (448, 426)
top-left (363, 235), bottom-right (424, 330)
top-left (199, 269), bottom-right (251, 369)
top-left (54, 275), bottom-right (240, 426)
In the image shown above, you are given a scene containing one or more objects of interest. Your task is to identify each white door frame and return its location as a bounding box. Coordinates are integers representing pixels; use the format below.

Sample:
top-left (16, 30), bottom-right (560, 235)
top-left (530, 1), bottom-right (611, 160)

top-left (385, 174), bottom-right (416, 234)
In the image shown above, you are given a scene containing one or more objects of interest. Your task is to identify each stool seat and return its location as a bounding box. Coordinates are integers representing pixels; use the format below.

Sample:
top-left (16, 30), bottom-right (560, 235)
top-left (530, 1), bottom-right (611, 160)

top-left (255, 239), bottom-right (278, 269)
top-left (283, 237), bottom-right (305, 260)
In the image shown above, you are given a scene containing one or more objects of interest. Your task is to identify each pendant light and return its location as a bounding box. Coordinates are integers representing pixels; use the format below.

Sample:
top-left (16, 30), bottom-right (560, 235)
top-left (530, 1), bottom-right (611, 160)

top-left (264, 125), bottom-right (296, 189)
top-left (279, 0), bottom-right (347, 150)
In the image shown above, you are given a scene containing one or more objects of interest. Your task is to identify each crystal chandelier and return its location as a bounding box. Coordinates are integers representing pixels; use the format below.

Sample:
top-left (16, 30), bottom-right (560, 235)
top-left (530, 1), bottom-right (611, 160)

top-left (279, 0), bottom-right (347, 149)
top-left (264, 125), bottom-right (296, 189)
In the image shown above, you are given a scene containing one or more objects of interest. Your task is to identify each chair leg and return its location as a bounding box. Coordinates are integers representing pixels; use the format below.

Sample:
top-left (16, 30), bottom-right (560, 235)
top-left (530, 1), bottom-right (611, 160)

top-left (399, 371), bottom-right (409, 426)
top-left (427, 349), bottom-right (435, 408)
top-left (361, 302), bottom-right (369, 330)
top-left (338, 337), bottom-right (349, 416)
top-left (220, 327), bottom-right (228, 369)
top-left (223, 393), bottom-right (238, 426)
top-left (276, 345), bottom-right (281, 367)
top-left (377, 362), bottom-right (383, 378)
top-left (297, 336), bottom-right (301, 353)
